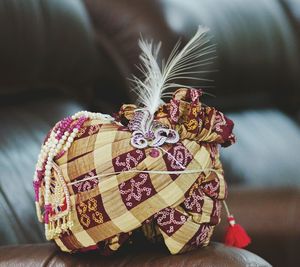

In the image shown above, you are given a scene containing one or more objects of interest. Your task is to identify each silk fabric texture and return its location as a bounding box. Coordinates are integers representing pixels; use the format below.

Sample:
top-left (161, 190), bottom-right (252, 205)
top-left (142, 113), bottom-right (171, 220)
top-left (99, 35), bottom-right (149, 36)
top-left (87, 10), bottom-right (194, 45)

top-left (43, 88), bottom-right (235, 254)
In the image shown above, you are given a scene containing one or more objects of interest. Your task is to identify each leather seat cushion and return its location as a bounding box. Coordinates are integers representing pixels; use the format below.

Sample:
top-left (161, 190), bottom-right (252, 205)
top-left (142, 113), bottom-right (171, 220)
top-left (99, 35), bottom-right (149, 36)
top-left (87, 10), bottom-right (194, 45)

top-left (221, 109), bottom-right (300, 186)
top-left (0, 96), bottom-right (85, 245)
top-left (0, 242), bottom-right (271, 267)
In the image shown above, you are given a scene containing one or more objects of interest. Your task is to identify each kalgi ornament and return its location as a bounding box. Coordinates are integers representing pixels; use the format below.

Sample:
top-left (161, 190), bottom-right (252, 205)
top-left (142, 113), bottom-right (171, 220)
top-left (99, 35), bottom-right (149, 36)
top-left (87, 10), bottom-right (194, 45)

top-left (33, 26), bottom-right (250, 254)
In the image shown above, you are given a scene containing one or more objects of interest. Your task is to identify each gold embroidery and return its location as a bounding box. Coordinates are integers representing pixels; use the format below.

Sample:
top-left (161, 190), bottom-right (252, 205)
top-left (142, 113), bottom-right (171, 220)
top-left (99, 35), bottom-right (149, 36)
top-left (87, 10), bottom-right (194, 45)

top-left (80, 214), bottom-right (91, 227)
top-left (88, 198), bottom-right (97, 212)
top-left (185, 119), bottom-right (198, 131)
top-left (77, 202), bottom-right (87, 215)
top-left (92, 211), bottom-right (104, 224)
top-left (77, 197), bottom-right (104, 227)
top-left (192, 106), bottom-right (199, 117)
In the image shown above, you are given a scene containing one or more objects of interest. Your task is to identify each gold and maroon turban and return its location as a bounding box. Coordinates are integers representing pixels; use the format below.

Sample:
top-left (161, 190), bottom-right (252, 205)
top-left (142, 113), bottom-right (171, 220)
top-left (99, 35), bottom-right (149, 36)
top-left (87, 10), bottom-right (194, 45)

top-left (33, 88), bottom-right (236, 254)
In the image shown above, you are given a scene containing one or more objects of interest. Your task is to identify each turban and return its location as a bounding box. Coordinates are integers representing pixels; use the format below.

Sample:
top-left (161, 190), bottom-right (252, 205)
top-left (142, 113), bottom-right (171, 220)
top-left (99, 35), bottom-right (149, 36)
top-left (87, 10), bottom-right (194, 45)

top-left (33, 88), bottom-right (236, 254)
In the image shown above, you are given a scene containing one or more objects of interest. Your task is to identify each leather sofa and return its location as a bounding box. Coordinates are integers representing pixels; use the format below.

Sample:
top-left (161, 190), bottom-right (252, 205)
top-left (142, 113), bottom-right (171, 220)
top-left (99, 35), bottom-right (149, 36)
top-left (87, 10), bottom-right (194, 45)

top-left (1, 0), bottom-right (299, 266)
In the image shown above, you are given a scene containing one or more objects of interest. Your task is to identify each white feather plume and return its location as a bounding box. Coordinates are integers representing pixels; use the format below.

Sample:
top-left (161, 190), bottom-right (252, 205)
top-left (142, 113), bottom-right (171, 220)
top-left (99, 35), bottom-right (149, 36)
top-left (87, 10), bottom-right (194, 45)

top-left (131, 26), bottom-right (216, 115)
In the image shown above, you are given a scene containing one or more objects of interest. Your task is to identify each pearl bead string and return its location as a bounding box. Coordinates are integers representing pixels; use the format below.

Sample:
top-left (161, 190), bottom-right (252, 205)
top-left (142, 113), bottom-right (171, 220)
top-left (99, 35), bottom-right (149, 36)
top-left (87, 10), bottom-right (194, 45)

top-left (33, 111), bottom-right (114, 240)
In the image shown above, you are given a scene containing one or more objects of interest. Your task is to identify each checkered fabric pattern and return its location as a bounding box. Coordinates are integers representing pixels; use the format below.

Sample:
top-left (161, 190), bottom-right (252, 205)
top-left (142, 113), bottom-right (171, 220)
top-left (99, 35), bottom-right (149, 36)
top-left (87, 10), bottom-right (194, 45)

top-left (41, 88), bottom-right (235, 254)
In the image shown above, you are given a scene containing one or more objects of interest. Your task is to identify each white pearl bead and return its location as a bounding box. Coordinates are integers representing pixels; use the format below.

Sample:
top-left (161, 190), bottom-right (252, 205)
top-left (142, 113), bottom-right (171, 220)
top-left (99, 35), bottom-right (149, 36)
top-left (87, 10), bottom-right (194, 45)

top-left (45, 165), bottom-right (52, 170)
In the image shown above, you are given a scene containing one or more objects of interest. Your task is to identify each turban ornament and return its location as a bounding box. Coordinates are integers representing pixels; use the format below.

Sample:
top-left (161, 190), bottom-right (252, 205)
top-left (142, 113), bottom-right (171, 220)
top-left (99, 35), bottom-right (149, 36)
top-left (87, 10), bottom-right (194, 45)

top-left (33, 27), bottom-right (250, 254)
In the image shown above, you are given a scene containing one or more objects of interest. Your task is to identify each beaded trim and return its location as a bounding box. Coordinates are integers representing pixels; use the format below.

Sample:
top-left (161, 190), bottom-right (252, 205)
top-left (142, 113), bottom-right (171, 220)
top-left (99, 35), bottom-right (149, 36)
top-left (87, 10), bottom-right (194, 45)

top-left (33, 111), bottom-right (114, 240)
top-left (33, 109), bottom-right (180, 240)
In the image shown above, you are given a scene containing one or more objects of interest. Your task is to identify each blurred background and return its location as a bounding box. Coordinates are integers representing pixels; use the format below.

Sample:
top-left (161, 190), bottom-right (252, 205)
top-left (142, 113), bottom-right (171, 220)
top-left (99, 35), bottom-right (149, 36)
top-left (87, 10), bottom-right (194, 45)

top-left (0, 0), bottom-right (299, 266)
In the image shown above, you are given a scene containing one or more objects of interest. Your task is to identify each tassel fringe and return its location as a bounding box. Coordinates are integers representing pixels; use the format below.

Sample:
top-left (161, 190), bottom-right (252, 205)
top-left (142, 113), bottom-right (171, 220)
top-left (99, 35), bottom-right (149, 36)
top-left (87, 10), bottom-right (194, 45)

top-left (223, 201), bottom-right (251, 248)
top-left (45, 213), bottom-right (73, 240)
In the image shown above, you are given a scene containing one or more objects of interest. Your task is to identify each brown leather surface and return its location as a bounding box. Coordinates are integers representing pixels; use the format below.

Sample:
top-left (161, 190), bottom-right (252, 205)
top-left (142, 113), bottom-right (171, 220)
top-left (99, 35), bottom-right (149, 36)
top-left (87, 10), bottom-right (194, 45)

top-left (0, 242), bottom-right (271, 267)
top-left (0, 0), bottom-right (299, 266)
top-left (220, 109), bottom-right (300, 187)
top-left (82, 0), bottom-right (177, 105)
top-left (280, 0), bottom-right (300, 109)
top-left (0, 0), bottom-right (98, 92)
top-left (160, 0), bottom-right (300, 111)
top-left (0, 97), bottom-right (85, 245)
top-left (213, 187), bottom-right (300, 267)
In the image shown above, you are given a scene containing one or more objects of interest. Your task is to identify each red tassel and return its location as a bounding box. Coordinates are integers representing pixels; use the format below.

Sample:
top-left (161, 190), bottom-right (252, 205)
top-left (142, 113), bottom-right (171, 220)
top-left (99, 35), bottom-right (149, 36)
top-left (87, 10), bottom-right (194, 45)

top-left (224, 215), bottom-right (251, 248)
